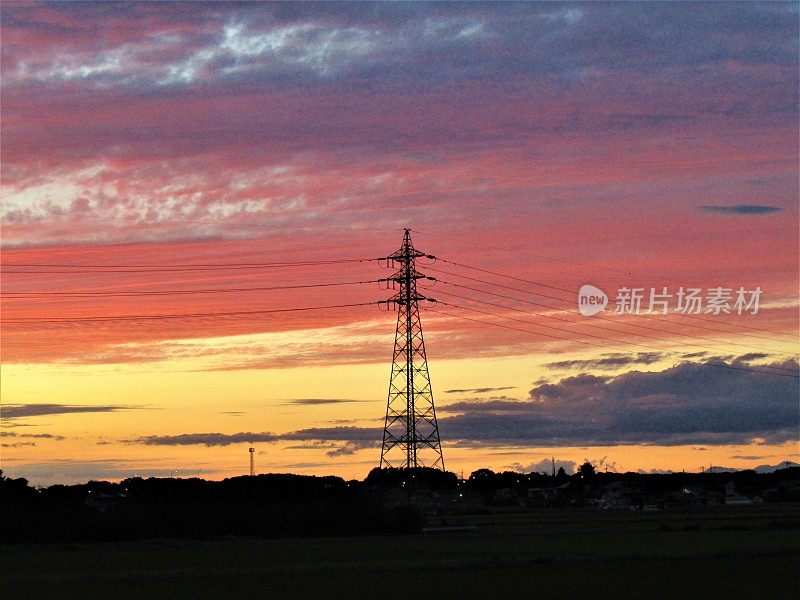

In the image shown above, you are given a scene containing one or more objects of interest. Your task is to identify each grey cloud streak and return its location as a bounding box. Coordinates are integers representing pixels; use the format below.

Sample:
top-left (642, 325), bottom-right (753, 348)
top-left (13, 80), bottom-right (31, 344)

top-left (700, 204), bottom-right (784, 215)
top-left (2, 432), bottom-right (65, 440)
top-left (545, 352), bottom-right (665, 371)
top-left (2, 404), bottom-right (143, 419)
top-left (444, 386), bottom-right (516, 394)
top-left (284, 398), bottom-right (369, 406)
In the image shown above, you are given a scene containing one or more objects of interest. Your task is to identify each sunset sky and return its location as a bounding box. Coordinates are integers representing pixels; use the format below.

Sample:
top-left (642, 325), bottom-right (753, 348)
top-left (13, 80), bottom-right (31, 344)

top-left (1, 1), bottom-right (798, 486)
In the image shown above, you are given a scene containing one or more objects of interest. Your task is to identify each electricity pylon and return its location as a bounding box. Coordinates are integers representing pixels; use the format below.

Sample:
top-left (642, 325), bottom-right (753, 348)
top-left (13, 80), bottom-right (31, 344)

top-left (379, 229), bottom-right (445, 471)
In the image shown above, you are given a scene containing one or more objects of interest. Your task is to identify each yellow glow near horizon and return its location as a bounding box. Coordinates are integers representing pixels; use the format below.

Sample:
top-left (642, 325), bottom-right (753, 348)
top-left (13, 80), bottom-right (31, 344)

top-left (2, 322), bottom-right (798, 486)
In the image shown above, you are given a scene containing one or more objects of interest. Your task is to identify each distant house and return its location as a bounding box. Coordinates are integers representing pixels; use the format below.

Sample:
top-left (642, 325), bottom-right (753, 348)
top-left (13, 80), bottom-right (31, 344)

top-left (600, 481), bottom-right (644, 510)
top-left (491, 487), bottom-right (522, 506)
top-left (527, 486), bottom-right (562, 507)
top-left (661, 486), bottom-right (723, 508)
top-left (85, 490), bottom-right (125, 512)
top-left (724, 481), bottom-right (758, 506)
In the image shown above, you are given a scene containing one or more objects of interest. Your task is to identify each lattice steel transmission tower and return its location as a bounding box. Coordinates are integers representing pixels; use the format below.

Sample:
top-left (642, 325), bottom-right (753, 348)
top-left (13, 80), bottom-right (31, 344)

top-left (379, 229), bottom-right (445, 471)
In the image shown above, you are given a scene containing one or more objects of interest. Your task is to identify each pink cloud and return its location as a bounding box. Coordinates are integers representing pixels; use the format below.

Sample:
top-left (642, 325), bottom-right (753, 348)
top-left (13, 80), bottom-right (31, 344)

top-left (1, 3), bottom-right (796, 365)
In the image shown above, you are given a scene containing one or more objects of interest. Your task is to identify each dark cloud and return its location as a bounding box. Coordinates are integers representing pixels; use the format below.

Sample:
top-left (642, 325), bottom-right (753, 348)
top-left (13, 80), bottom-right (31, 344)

top-left (734, 353), bottom-right (770, 362)
top-left (2, 442), bottom-right (36, 448)
top-left (444, 386), bottom-right (515, 394)
top-left (2, 432), bottom-right (65, 440)
top-left (700, 204), bottom-right (784, 214)
top-left (439, 359), bottom-right (799, 447)
top-left (440, 397), bottom-right (526, 413)
top-left (4, 1), bottom-right (796, 94)
top-left (2, 404), bottom-right (140, 418)
top-left (283, 441), bottom-right (332, 451)
top-left (135, 432), bottom-right (278, 447)
top-left (326, 441), bottom-right (378, 458)
top-left (545, 352), bottom-right (666, 371)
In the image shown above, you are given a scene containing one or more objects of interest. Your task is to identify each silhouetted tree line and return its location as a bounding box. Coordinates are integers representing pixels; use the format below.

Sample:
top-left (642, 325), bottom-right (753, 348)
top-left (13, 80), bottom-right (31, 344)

top-left (0, 472), bottom-right (422, 543)
top-left (463, 464), bottom-right (800, 507)
top-left (365, 466), bottom-right (459, 489)
top-left (2, 466), bottom-right (797, 542)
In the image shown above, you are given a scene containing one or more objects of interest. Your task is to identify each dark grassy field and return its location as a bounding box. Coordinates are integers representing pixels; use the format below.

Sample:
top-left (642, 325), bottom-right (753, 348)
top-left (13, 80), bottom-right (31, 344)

top-left (2, 504), bottom-right (798, 599)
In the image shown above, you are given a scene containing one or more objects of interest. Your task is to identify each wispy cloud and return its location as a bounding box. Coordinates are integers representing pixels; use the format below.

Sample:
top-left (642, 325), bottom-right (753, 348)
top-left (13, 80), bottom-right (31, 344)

top-left (444, 386), bottom-right (516, 394)
top-left (134, 432), bottom-right (278, 447)
top-left (284, 398), bottom-right (368, 405)
top-left (2, 404), bottom-right (143, 419)
top-left (545, 352), bottom-right (666, 371)
top-left (1, 432), bottom-right (65, 441)
top-left (326, 440), bottom-right (377, 457)
top-left (734, 353), bottom-right (771, 362)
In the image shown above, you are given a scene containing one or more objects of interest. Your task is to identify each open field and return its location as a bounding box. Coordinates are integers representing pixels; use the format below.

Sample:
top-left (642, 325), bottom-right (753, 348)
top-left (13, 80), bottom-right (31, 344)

top-left (2, 505), bottom-right (799, 599)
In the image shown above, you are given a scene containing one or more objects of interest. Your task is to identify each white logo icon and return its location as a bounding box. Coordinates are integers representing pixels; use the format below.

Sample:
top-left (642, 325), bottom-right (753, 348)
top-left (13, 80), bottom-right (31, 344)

top-left (578, 284), bottom-right (608, 316)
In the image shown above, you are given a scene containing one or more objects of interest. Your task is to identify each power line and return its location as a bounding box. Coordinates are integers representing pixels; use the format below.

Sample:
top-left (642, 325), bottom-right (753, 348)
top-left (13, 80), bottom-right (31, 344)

top-left (436, 258), bottom-right (798, 339)
top-left (438, 257), bottom-right (575, 294)
top-left (432, 297), bottom-right (797, 375)
top-left (426, 264), bottom-right (793, 345)
top-left (433, 288), bottom-right (796, 361)
top-left (431, 278), bottom-right (794, 356)
top-left (434, 296), bottom-right (681, 355)
top-left (429, 303), bottom-right (619, 351)
top-left (1, 279), bottom-right (382, 299)
top-left (3, 236), bottom-right (795, 377)
top-left (0, 257), bottom-right (381, 274)
top-left (2, 301), bottom-right (379, 325)
top-left (410, 228), bottom-right (637, 275)
top-left (413, 227), bottom-right (799, 338)
top-left (427, 305), bottom-right (799, 379)
top-left (427, 265), bottom-right (576, 305)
